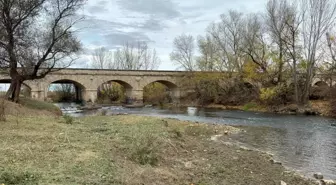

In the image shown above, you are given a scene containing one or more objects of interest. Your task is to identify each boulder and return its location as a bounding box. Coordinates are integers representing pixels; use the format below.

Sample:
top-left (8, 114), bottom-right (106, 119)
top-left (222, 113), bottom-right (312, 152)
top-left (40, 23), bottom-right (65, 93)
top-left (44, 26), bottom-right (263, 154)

top-left (313, 172), bottom-right (324, 180)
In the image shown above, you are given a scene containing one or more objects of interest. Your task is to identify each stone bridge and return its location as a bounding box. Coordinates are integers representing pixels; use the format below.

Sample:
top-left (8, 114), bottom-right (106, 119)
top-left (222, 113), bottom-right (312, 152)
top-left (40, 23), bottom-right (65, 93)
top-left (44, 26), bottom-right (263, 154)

top-left (0, 68), bottom-right (333, 104)
top-left (0, 69), bottom-right (186, 103)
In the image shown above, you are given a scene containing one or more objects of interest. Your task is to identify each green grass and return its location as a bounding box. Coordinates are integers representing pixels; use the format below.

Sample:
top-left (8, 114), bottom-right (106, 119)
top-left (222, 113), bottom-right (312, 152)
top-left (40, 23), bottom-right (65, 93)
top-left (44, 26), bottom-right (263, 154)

top-left (18, 97), bottom-right (61, 115)
top-left (243, 102), bottom-right (258, 111)
top-left (0, 115), bottom-right (316, 185)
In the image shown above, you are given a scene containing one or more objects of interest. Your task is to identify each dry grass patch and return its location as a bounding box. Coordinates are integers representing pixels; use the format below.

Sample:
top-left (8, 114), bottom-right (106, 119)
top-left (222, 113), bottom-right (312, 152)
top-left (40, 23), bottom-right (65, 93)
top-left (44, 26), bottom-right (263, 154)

top-left (0, 115), bottom-right (317, 185)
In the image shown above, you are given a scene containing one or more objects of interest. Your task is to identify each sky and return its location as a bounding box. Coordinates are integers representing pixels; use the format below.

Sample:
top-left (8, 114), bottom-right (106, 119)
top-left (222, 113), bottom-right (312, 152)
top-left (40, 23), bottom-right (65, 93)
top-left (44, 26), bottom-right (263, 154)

top-left (75, 0), bottom-right (267, 70)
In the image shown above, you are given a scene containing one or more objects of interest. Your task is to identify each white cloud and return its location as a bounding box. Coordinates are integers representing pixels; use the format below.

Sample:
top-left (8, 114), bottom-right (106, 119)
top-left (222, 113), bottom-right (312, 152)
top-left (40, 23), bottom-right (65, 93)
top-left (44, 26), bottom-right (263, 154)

top-left (75, 0), bottom-right (267, 70)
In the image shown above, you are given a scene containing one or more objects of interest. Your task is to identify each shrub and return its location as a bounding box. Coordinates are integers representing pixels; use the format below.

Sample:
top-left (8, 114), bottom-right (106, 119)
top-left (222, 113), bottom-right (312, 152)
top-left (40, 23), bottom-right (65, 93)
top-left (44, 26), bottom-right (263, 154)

top-left (179, 74), bottom-right (258, 106)
top-left (97, 82), bottom-right (125, 104)
top-left (260, 87), bottom-right (277, 103)
top-left (63, 114), bottom-right (74, 124)
top-left (259, 84), bottom-right (293, 106)
top-left (216, 79), bottom-right (258, 105)
top-left (129, 134), bottom-right (160, 166)
top-left (170, 127), bottom-right (183, 138)
top-left (243, 102), bottom-right (257, 111)
top-left (143, 82), bottom-right (171, 105)
top-left (0, 170), bottom-right (39, 185)
top-left (328, 87), bottom-right (336, 118)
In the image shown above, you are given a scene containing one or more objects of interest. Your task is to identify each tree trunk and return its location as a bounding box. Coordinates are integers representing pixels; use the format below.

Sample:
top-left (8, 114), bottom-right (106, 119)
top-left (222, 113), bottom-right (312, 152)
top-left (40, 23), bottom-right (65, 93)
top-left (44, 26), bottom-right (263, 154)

top-left (6, 76), bottom-right (23, 103)
top-left (277, 43), bottom-right (284, 84)
top-left (301, 64), bottom-right (314, 105)
top-left (293, 60), bottom-right (299, 105)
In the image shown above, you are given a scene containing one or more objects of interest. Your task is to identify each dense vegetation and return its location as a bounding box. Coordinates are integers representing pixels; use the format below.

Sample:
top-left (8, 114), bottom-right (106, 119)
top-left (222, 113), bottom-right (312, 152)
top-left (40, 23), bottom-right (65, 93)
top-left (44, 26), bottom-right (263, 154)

top-left (169, 0), bottom-right (336, 116)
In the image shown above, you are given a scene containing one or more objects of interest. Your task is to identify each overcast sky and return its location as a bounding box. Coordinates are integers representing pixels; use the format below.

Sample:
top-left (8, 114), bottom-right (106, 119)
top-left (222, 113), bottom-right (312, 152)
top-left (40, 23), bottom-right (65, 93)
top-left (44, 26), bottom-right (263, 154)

top-left (75, 0), bottom-right (267, 70)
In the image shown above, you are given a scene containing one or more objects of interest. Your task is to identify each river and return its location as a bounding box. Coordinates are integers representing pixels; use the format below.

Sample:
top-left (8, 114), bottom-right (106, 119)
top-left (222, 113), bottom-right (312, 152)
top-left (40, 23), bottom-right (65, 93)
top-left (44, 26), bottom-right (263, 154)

top-left (56, 103), bottom-right (336, 180)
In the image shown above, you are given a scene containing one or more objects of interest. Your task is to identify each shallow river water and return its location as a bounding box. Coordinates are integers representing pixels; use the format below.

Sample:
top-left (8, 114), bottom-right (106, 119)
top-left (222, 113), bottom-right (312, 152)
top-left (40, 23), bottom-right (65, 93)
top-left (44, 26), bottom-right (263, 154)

top-left (56, 103), bottom-right (336, 179)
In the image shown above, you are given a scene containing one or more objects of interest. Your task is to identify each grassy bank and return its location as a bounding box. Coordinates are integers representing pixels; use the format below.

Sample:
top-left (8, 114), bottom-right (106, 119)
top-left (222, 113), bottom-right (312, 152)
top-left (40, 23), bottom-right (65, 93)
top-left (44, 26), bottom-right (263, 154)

top-left (1, 97), bottom-right (61, 117)
top-left (198, 100), bottom-right (332, 117)
top-left (0, 115), bottom-right (316, 185)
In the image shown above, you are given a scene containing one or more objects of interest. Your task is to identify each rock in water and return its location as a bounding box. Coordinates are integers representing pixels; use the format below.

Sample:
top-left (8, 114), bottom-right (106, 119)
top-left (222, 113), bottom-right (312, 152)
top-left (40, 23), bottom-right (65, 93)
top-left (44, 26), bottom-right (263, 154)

top-left (313, 172), bottom-right (324, 180)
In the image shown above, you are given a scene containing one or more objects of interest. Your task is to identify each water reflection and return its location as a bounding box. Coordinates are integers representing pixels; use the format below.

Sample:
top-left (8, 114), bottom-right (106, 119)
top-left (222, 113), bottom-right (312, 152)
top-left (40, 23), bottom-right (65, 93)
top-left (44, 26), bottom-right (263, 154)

top-left (56, 103), bottom-right (336, 179)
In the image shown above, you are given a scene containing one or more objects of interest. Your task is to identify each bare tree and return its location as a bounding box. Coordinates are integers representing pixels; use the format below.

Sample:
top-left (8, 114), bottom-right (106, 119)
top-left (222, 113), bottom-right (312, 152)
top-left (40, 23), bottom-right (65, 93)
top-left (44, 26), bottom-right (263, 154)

top-left (170, 34), bottom-right (196, 71)
top-left (114, 41), bottom-right (160, 70)
top-left (266, 0), bottom-right (290, 83)
top-left (0, 0), bottom-right (84, 102)
top-left (242, 14), bottom-right (270, 74)
top-left (325, 31), bottom-right (336, 87)
top-left (300, 0), bottom-right (336, 104)
top-left (209, 10), bottom-right (245, 75)
top-left (282, 1), bottom-right (303, 105)
top-left (91, 47), bottom-right (114, 69)
top-left (196, 35), bottom-right (220, 71)
top-left (327, 32), bottom-right (336, 62)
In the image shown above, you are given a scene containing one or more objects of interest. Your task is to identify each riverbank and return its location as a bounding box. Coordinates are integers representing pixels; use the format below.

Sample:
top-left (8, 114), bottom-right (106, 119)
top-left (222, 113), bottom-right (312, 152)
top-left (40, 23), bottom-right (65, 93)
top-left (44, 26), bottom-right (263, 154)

top-left (193, 100), bottom-right (333, 117)
top-left (0, 114), bottom-right (318, 185)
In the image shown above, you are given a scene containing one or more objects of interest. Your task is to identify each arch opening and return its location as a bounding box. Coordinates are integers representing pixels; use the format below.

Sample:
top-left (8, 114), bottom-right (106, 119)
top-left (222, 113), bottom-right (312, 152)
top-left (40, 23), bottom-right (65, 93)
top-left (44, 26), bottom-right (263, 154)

top-left (96, 80), bottom-right (133, 104)
top-left (0, 79), bottom-right (31, 98)
top-left (310, 81), bottom-right (330, 100)
top-left (143, 80), bottom-right (179, 105)
top-left (314, 81), bottom-right (329, 88)
top-left (47, 79), bottom-right (86, 103)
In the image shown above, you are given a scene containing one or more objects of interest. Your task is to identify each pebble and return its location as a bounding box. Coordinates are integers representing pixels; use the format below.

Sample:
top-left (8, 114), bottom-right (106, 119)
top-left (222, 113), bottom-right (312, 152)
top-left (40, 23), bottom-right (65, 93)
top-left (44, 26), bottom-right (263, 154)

top-left (280, 180), bottom-right (287, 185)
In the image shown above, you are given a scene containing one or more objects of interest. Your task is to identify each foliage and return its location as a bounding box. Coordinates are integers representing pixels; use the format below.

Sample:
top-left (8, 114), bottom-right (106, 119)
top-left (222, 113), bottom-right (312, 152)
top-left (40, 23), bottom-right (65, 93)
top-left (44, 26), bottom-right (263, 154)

top-left (143, 82), bottom-right (171, 105)
top-left (180, 73), bottom-right (258, 106)
top-left (0, 0), bottom-right (84, 102)
top-left (49, 84), bottom-right (76, 102)
top-left (329, 88), bottom-right (336, 118)
top-left (260, 84), bottom-right (293, 105)
top-left (97, 82), bottom-right (125, 103)
top-left (243, 102), bottom-right (258, 111)
top-left (63, 114), bottom-right (74, 125)
top-left (171, 0), bottom-right (336, 106)
top-left (0, 170), bottom-right (39, 185)
top-left (19, 98), bottom-right (61, 115)
top-left (129, 134), bottom-right (160, 166)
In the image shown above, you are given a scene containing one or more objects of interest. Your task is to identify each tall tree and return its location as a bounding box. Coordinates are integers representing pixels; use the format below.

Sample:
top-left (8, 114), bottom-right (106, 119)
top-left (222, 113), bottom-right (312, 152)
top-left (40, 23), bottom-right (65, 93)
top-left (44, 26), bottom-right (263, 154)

top-left (196, 35), bottom-right (219, 71)
top-left (282, 1), bottom-right (303, 105)
top-left (266, 0), bottom-right (289, 84)
top-left (209, 10), bottom-right (245, 75)
top-left (114, 41), bottom-right (160, 70)
top-left (326, 31), bottom-right (336, 87)
top-left (300, 0), bottom-right (336, 104)
top-left (91, 47), bottom-right (114, 69)
top-left (0, 0), bottom-right (84, 102)
top-left (170, 34), bottom-right (195, 71)
top-left (242, 14), bottom-right (270, 75)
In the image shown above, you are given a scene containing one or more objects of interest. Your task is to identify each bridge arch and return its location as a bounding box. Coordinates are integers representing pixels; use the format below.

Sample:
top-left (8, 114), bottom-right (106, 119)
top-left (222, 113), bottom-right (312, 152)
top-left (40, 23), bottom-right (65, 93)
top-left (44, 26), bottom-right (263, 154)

top-left (313, 81), bottom-right (329, 87)
top-left (96, 80), bottom-right (134, 103)
top-left (142, 80), bottom-right (180, 104)
top-left (47, 79), bottom-right (86, 102)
